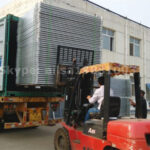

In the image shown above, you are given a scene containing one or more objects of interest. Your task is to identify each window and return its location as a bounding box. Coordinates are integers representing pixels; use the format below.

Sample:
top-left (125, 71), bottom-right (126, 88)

top-left (102, 28), bottom-right (114, 51)
top-left (129, 37), bottom-right (140, 57)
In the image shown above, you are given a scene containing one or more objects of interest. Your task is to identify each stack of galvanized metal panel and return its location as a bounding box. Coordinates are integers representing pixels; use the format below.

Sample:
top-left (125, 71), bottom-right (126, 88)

top-left (0, 17), bottom-right (7, 91)
top-left (16, 2), bottom-right (101, 86)
top-left (111, 78), bottom-right (131, 116)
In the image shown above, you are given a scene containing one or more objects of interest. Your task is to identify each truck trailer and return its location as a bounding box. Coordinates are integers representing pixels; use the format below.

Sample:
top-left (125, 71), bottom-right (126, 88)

top-left (0, 14), bottom-right (63, 129)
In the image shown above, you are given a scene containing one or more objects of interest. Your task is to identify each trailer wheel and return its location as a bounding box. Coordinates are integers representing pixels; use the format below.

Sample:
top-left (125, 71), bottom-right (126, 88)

top-left (54, 128), bottom-right (70, 150)
top-left (0, 120), bottom-right (4, 131)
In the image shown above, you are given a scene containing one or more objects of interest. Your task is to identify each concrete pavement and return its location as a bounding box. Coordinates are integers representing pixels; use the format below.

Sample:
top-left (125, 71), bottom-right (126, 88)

top-left (0, 124), bottom-right (61, 150)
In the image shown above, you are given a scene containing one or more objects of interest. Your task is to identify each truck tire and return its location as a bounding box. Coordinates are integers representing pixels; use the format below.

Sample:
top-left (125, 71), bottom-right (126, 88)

top-left (54, 128), bottom-right (71, 150)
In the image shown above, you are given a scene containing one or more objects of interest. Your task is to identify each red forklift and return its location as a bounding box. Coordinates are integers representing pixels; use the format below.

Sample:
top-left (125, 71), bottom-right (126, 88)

top-left (54, 59), bottom-right (150, 150)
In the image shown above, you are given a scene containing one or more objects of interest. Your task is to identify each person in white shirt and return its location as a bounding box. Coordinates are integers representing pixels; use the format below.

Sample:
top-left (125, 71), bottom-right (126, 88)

top-left (84, 76), bottom-right (114, 122)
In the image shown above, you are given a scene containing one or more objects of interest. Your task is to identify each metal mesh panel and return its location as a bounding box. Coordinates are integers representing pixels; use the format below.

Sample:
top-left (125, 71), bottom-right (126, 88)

top-left (110, 78), bottom-right (131, 117)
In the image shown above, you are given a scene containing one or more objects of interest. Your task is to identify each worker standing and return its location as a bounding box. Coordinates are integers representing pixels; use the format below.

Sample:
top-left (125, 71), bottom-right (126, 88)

top-left (129, 90), bottom-right (147, 118)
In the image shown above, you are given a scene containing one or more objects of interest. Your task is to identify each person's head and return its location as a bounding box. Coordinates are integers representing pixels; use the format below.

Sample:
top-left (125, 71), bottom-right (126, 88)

top-left (140, 90), bottom-right (145, 97)
top-left (98, 76), bottom-right (104, 86)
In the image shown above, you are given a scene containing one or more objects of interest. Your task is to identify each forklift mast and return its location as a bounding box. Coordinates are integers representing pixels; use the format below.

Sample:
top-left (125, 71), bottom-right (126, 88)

top-left (56, 45), bottom-right (94, 125)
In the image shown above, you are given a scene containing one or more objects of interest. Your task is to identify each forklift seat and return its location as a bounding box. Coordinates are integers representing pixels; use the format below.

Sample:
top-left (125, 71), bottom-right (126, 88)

top-left (90, 96), bottom-right (121, 119)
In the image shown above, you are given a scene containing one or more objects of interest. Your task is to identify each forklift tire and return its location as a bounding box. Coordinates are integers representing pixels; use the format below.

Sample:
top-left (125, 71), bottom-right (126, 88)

top-left (54, 128), bottom-right (71, 150)
top-left (104, 146), bottom-right (119, 150)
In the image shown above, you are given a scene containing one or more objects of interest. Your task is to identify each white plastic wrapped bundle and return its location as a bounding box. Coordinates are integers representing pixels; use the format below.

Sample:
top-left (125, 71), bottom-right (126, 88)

top-left (16, 3), bottom-right (102, 86)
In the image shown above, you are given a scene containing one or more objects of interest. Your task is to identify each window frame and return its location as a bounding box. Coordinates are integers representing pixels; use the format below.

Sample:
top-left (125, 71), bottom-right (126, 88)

top-left (129, 37), bottom-right (140, 57)
top-left (102, 27), bottom-right (115, 51)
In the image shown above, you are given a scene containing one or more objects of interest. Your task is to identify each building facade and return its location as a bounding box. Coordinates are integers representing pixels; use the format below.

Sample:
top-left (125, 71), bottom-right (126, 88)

top-left (0, 0), bottom-right (150, 99)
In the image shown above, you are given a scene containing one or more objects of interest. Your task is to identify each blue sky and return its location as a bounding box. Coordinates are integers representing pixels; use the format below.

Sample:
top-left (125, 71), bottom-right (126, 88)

top-left (0, 0), bottom-right (149, 27)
